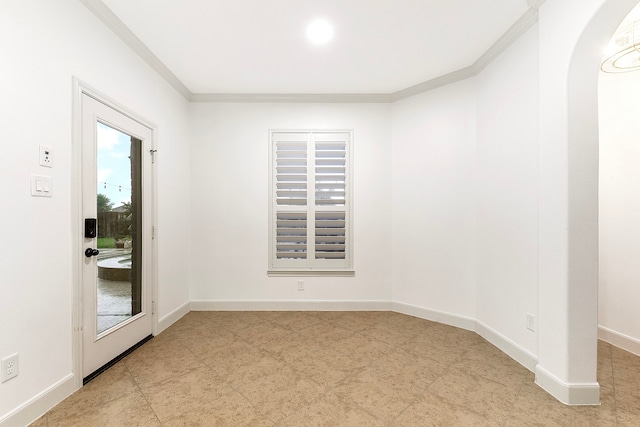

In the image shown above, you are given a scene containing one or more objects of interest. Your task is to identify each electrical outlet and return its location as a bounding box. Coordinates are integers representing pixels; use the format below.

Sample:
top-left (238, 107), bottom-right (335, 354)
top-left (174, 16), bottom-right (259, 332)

top-left (39, 145), bottom-right (52, 168)
top-left (1, 353), bottom-right (19, 382)
top-left (297, 280), bottom-right (305, 291)
top-left (526, 313), bottom-right (536, 332)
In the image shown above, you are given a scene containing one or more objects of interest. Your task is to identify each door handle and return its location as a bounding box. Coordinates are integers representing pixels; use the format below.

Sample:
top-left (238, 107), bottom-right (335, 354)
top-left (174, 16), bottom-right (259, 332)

top-left (85, 248), bottom-right (100, 258)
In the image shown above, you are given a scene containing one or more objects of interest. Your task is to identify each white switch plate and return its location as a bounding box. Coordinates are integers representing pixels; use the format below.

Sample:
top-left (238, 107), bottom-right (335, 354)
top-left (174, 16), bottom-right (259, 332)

top-left (39, 145), bottom-right (52, 168)
top-left (31, 174), bottom-right (52, 197)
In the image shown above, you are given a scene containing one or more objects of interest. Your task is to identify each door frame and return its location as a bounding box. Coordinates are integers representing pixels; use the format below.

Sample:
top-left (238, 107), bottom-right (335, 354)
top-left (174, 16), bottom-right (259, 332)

top-left (71, 78), bottom-right (158, 388)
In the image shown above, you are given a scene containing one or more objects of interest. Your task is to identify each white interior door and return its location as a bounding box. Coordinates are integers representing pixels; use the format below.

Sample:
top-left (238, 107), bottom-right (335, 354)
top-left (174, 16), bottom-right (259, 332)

top-left (81, 93), bottom-right (154, 379)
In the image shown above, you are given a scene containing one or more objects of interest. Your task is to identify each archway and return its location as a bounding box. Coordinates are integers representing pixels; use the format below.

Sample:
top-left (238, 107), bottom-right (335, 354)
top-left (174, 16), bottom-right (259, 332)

top-left (598, 4), bottom-right (640, 356)
top-left (533, 0), bottom-right (639, 405)
top-left (537, 0), bottom-right (639, 405)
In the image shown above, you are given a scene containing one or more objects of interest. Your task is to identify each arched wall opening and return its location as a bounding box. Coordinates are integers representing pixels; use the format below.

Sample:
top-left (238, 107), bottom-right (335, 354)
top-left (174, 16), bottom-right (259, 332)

top-left (535, 0), bottom-right (639, 405)
top-left (597, 5), bottom-right (640, 358)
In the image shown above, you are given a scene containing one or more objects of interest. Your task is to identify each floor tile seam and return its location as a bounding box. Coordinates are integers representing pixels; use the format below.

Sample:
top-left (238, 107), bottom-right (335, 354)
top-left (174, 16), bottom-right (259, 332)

top-left (175, 336), bottom-right (211, 370)
top-left (386, 392), bottom-right (430, 427)
top-left (446, 360), bottom-right (530, 389)
top-left (450, 352), bottom-right (527, 372)
top-left (270, 388), bottom-right (336, 426)
top-left (394, 347), bottom-right (449, 367)
top-left (123, 362), bottom-right (174, 426)
top-left (132, 362), bottom-right (218, 395)
top-left (445, 361), bottom-right (530, 392)
top-left (271, 319), bottom-right (324, 333)
top-left (330, 331), bottom-right (400, 348)
top-left (276, 351), bottom-right (354, 388)
top-left (608, 359), bottom-right (622, 427)
top-left (325, 388), bottom-right (390, 426)
top-left (422, 387), bottom-right (511, 425)
top-left (310, 364), bottom-right (369, 396)
top-left (435, 350), bottom-right (468, 371)
top-left (325, 348), bottom-right (386, 368)
top-left (259, 388), bottom-right (328, 425)
top-left (275, 341), bottom-right (341, 366)
top-left (225, 328), bottom-right (266, 349)
top-left (260, 329), bottom-right (331, 349)
top-left (247, 318), bottom-right (330, 341)
top-left (364, 335), bottom-right (418, 349)
top-left (55, 365), bottom-right (142, 413)
top-left (498, 370), bottom-right (533, 424)
top-left (409, 360), bottom-right (452, 401)
top-left (210, 375), bottom-right (274, 424)
top-left (359, 321), bottom-right (417, 334)
top-left (609, 351), bottom-right (622, 425)
top-left (325, 318), bottom-right (375, 332)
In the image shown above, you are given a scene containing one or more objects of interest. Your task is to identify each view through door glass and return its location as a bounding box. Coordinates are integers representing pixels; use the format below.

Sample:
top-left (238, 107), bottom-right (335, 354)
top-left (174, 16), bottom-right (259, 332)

top-left (96, 122), bottom-right (142, 335)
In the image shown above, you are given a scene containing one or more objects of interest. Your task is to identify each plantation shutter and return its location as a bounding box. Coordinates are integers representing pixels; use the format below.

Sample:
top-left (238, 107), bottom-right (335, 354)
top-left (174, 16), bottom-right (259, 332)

top-left (270, 130), bottom-right (352, 272)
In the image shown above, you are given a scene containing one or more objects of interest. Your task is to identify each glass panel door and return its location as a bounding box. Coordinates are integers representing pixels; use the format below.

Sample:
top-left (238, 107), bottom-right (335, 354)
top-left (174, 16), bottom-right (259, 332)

top-left (95, 123), bottom-right (142, 335)
top-left (81, 92), bottom-right (153, 380)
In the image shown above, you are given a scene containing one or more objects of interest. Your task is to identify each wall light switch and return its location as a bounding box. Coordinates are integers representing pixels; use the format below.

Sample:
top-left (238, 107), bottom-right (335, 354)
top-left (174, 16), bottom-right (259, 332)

top-left (31, 174), bottom-right (52, 197)
top-left (39, 145), bottom-right (52, 168)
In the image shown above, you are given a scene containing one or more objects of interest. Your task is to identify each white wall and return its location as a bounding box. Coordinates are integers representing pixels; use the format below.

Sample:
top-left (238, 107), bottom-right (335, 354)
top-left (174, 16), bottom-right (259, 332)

top-left (390, 80), bottom-right (477, 321)
top-left (0, 0), bottom-right (190, 422)
top-left (598, 71), bottom-right (640, 356)
top-left (390, 25), bottom-right (540, 362)
top-left (474, 25), bottom-right (539, 357)
top-left (3, 0), bottom-right (638, 420)
top-left (189, 102), bottom-right (392, 305)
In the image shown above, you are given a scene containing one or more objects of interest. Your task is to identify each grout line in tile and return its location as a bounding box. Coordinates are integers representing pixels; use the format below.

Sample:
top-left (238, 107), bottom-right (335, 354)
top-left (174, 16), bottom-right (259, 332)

top-left (122, 358), bottom-right (164, 426)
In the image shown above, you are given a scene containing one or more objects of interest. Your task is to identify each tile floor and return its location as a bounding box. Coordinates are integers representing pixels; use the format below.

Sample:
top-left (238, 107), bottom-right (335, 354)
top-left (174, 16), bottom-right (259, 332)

top-left (31, 311), bottom-right (640, 426)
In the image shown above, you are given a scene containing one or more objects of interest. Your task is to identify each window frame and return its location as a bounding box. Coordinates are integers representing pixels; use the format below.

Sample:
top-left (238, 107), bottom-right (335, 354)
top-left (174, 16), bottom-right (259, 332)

top-left (268, 129), bottom-right (354, 276)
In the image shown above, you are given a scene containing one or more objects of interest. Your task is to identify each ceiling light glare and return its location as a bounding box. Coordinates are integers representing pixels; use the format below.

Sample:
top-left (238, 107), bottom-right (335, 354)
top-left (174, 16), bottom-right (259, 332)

top-left (307, 19), bottom-right (333, 45)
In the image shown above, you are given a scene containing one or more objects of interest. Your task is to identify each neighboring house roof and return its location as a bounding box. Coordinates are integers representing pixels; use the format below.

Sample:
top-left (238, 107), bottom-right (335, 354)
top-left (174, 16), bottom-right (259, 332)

top-left (112, 205), bottom-right (128, 213)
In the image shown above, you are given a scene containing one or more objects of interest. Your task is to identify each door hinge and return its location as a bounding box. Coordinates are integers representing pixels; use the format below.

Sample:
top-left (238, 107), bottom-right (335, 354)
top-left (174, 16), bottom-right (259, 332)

top-left (152, 301), bottom-right (156, 315)
top-left (152, 226), bottom-right (156, 240)
top-left (150, 149), bottom-right (157, 164)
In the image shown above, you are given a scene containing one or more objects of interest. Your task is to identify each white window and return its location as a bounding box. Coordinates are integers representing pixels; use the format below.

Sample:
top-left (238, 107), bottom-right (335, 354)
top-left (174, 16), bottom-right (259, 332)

top-left (269, 130), bottom-right (353, 275)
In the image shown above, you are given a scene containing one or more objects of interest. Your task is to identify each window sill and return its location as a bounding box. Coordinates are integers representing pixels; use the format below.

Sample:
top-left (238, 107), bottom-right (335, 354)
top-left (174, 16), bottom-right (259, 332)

top-left (267, 270), bottom-right (355, 277)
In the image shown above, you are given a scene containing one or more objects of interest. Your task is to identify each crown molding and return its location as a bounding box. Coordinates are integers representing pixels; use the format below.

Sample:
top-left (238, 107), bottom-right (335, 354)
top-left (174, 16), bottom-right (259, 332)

top-left (390, 66), bottom-right (477, 102)
top-left (189, 92), bottom-right (392, 103)
top-left (83, 1), bottom-right (539, 104)
top-left (79, 0), bottom-right (192, 100)
top-left (527, 0), bottom-right (546, 9)
top-left (473, 7), bottom-right (539, 74)
top-left (390, 7), bottom-right (539, 102)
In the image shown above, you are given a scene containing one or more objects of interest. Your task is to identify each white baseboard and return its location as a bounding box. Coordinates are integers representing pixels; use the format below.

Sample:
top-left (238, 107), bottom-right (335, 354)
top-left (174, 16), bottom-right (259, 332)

top-left (475, 321), bottom-right (538, 372)
top-left (157, 301), bottom-right (190, 334)
top-left (535, 365), bottom-right (600, 405)
top-left (0, 374), bottom-right (77, 427)
top-left (392, 302), bottom-right (538, 373)
top-left (598, 325), bottom-right (640, 357)
top-left (189, 299), bottom-right (392, 311)
top-left (391, 301), bottom-right (476, 331)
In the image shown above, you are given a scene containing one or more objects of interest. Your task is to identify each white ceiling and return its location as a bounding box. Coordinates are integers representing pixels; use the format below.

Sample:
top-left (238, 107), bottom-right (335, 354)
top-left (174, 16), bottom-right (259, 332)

top-left (97, 0), bottom-right (536, 96)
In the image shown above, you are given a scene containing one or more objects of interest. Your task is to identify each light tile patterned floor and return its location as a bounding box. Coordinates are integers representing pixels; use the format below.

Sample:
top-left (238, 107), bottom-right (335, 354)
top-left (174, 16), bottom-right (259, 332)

top-left (31, 311), bottom-right (640, 426)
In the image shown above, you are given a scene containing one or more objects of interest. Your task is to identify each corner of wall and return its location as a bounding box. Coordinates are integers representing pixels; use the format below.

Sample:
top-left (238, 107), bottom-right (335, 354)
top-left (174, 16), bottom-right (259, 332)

top-left (598, 326), bottom-right (640, 357)
top-left (156, 301), bottom-right (191, 334)
top-left (534, 365), bottom-right (600, 405)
